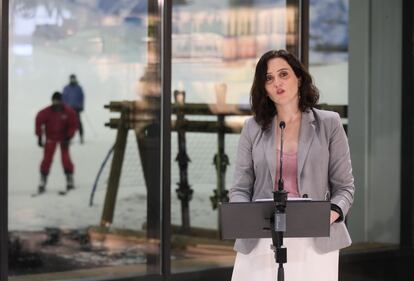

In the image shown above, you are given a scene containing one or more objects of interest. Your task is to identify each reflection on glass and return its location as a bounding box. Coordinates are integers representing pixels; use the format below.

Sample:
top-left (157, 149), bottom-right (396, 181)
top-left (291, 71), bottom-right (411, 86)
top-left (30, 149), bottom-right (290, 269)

top-left (9, 0), bottom-right (162, 279)
top-left (170, 0), bottom-right (299, 273)
top-left (309, 0), bottom-right (349, 105)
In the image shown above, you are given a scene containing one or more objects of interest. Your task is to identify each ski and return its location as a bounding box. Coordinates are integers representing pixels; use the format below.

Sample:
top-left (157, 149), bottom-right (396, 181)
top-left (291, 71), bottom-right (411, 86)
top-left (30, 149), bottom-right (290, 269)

top-left (31, 190), bottom-right (73, 197)
top-left (31, 187), bottom-right (46, 197)
top-left (31, 192), bottom-right (44, 197)
top-left (59, 186), bottom-right (75, 196)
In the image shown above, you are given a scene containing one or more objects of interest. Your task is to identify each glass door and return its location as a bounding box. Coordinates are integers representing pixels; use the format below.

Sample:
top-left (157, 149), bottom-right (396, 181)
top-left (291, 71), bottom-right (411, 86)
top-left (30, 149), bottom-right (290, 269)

top-left (8, 0), bottom-right (164, 279)
top-left (169, 0), bottom-right (301, 273)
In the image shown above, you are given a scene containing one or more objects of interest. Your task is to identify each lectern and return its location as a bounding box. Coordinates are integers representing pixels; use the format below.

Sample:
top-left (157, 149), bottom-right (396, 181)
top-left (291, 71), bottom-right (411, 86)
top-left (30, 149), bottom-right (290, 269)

top-left (219, 199), bottom-right (331, 280)
top-left (219, 199), bottom-right (330, 239)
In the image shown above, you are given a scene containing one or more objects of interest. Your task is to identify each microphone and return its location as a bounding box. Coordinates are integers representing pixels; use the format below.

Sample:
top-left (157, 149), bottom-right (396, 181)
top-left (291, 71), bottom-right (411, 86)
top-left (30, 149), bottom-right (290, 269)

top-left (278, 121), bottom-right (286, 191)
top-left (271, 120), bottom-right (288, 281)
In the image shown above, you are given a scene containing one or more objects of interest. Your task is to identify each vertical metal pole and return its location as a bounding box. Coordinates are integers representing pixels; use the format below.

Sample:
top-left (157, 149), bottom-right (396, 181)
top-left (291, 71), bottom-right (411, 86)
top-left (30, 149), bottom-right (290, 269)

top-left (174, 90), bottom-right (193, 233)
top-left (160, 0), bottom-right (172, 276)
top-left (211, 114), bottom-right (229, 235)
top-left (137, 0), bottom-right (163, 273)
top-left (217, 115), bottom-right (229, 233)
top-left (137, 123), bottom-right (161, 273)
top-left (300, 0), bottom-right (309, 67)
top-left (0, 0), bottom-right (8, 280)
top-left (217, 115), bottom-right (227, 203)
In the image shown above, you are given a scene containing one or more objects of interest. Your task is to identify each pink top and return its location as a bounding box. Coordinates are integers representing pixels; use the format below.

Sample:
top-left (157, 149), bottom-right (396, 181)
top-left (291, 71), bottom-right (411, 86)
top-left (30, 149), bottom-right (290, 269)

top-left (275, 149), bottom-right (300, 198)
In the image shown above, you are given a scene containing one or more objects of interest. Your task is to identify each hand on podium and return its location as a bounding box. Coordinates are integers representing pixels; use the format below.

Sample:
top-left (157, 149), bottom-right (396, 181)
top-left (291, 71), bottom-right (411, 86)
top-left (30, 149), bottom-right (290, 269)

top-left (330, 210), bottom-right (340, 224)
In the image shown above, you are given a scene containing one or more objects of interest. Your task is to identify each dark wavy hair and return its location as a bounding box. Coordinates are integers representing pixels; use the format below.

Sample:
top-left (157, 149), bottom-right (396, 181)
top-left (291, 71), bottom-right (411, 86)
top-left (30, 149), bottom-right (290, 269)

top-left (250, 49), bottom-right (319, 130)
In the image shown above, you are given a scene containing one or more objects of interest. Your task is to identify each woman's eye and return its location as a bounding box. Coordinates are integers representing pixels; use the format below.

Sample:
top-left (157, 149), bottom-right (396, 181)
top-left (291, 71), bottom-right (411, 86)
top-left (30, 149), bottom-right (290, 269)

top-left (265, 75), bottom-right (273, 82)
top-left (279, 71), bottom-right (288, 78)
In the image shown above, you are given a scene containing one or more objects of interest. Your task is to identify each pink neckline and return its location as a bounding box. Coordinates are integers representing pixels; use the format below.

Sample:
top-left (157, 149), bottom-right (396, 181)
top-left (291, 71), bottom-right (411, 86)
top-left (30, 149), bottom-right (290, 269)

top-left (277, 149), bottom-right (297, 157)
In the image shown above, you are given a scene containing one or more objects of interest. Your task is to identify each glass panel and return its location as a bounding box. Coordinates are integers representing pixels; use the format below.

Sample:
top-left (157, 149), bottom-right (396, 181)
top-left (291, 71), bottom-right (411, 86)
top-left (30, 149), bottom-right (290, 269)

top-left (8, 0), bottom-right (163, 279)
top-left (309, 0), bottom-right (348, 105)
top-left (310, 0), bottom-right (400, 253)
top-left (170, 0), bottom-right (300, 273)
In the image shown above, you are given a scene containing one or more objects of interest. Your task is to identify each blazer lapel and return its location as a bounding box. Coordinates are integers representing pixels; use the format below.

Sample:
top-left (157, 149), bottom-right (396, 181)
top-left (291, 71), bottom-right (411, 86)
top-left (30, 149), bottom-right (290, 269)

top-left (263, 116), bottom-right (277, 188)
top-left (297, 109), bottom-right (316, 189)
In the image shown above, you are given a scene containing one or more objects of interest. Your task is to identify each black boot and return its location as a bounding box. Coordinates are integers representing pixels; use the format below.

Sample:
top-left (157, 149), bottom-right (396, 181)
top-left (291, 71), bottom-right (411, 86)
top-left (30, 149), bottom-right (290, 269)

top-left (66, 173), bottom-right (74, 191)
top-left (38, 173), bottom-right (47, 194)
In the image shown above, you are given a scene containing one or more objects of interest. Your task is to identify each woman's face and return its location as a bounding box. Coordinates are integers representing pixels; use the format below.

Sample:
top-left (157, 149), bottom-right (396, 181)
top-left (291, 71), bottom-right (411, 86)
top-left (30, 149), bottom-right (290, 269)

top-left (264, 57), bottom-right (300, 108)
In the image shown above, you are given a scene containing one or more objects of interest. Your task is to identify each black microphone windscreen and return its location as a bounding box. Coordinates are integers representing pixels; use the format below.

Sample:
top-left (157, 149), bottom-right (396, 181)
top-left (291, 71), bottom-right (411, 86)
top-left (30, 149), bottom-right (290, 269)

top-left (279, 121), bottom-right (286, 129)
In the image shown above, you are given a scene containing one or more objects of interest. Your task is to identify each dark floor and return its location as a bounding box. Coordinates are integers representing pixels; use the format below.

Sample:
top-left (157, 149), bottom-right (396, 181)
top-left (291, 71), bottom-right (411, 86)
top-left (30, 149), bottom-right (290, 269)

top-left (340, 248), bottom-right (414, 281)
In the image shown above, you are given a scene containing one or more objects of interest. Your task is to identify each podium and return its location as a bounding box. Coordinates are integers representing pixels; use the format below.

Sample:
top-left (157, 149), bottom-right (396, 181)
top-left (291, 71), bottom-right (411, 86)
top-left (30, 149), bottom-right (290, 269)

top-left (219, 199), bottom-right (331, 280)
top-left (219, 199), bottom-right (331, 239)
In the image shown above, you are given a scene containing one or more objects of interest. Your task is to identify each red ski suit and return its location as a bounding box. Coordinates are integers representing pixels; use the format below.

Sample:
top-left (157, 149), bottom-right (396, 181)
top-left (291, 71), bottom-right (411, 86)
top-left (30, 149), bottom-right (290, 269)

top-left (35, 105), bottom-right (78, 175)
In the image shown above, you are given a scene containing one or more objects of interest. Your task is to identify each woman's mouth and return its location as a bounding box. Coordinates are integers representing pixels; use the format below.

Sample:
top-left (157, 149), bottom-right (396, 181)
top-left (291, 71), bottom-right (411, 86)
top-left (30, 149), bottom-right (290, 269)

top-left (276, 89), bottom-right (285, 95)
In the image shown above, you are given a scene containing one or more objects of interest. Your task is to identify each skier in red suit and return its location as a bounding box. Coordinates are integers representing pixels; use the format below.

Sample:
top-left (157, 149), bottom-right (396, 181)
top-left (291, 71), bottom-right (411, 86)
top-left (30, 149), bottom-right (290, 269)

top-left (35, 92), bottom-right (78, 194)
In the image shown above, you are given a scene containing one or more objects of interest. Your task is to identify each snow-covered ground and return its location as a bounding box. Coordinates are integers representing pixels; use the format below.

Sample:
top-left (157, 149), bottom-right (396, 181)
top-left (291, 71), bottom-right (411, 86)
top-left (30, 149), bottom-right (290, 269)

top-left (8, 42), bottom-right (246, 232)
top-left (8, 55), bottom-right (347, 234)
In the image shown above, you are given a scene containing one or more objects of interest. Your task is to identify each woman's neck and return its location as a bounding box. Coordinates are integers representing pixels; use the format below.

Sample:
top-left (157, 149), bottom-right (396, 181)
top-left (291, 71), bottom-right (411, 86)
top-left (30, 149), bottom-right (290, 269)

top-left (276, 105), bottom-right (301, 123)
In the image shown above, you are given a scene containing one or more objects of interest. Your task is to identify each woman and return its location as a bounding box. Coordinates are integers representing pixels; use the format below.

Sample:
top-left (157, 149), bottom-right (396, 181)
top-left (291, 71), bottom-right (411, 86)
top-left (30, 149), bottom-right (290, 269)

top-left (230, 49), bottom-right (355, 281)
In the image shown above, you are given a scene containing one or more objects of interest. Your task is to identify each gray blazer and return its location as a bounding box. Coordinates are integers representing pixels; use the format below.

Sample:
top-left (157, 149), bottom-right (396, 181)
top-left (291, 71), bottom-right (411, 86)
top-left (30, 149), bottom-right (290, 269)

top-left (230, 108), bottom-right (355, 254)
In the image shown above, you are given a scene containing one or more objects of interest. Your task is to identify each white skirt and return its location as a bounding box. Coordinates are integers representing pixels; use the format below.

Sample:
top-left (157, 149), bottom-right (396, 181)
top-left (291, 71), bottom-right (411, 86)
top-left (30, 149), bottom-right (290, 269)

top-left (231, 238), bottom-right (339, 281)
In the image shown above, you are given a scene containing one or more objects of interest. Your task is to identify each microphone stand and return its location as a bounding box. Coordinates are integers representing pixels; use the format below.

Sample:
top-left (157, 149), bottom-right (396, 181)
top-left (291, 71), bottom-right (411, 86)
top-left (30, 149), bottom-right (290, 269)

top-left (271, 121), bottom-right (288, 281)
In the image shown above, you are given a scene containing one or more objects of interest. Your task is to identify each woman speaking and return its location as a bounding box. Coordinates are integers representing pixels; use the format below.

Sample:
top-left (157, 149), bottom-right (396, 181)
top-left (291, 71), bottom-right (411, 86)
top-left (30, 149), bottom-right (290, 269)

top-left (230, 49), bottom-right (355, 281)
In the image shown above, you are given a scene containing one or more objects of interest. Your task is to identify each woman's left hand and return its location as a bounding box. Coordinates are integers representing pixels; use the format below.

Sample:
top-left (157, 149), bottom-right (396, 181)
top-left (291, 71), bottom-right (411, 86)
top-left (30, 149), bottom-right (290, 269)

top-left (330, 210), bottom-right (340, 224)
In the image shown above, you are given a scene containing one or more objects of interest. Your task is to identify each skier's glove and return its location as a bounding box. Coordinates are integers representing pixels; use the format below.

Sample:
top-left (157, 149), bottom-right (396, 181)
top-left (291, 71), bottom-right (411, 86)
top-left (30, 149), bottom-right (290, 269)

top-left (62, 137), bottom-right (71, 146)
top-left (38, 135), bottom-right (43, 147)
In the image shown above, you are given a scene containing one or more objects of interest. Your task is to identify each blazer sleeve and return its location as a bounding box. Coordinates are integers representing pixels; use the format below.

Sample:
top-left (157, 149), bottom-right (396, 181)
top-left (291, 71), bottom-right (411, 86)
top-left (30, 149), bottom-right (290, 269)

top-left (229, 118), bottom-right (255, 202)
top-left (328, 113), bottom-right (355, 218)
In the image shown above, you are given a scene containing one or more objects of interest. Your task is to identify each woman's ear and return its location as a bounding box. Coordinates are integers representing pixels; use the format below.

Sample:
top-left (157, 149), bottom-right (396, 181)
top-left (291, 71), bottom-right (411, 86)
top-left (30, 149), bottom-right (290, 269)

top-left (298, 78), bottom-right (302, 87)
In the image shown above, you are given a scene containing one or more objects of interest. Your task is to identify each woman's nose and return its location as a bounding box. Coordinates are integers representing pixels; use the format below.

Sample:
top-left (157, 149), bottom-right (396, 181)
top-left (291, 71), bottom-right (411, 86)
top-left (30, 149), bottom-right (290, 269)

top-left (273, 78), bottom-right (282, 87)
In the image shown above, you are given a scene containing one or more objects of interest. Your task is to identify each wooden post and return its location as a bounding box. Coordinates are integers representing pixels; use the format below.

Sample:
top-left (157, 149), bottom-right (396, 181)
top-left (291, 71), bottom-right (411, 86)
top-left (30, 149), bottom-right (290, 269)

top-left (100, 108), bottom-right (130, 227)
top-left (174, 90), bottom-right (193, 233)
